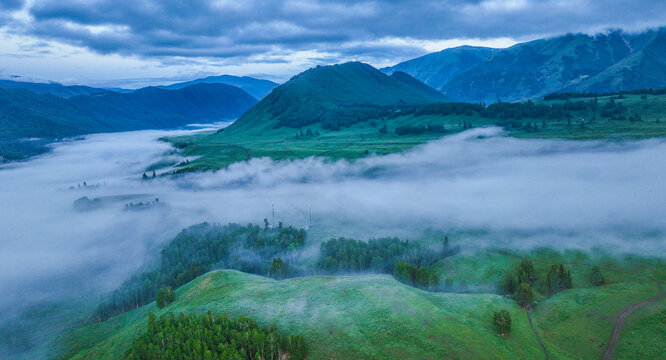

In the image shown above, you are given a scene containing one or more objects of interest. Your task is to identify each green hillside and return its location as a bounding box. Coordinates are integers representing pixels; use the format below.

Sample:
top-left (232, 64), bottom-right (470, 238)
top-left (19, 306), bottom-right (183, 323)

top-left (60, 246), bottom-right (666, 360)
top-left (381, 45), bottom-right (497, 90)
top-left (167, 90), bottom-right (666, 172)
top-left (0, 83), bottom-right (257, 160)
top-left (60, 270), bottom-right (545, 360)
top-left (224, 62), bottom-right (447, 134)
top-left (442, 29), bottom-right (666, 103)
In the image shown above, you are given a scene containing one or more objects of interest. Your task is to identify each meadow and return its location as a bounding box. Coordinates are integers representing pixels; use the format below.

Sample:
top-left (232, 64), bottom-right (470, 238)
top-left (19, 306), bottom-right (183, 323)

top-left (166, 93), bottom-right (666, 172)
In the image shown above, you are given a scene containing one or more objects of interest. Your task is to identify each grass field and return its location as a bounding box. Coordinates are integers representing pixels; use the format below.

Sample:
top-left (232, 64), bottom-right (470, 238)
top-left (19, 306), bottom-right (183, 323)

top-left (60, 246), bottom-right (666, 360)
top-left (60, 271), bottom-right (546, 360)
top-left (165, 93), bottom-right (666, 171)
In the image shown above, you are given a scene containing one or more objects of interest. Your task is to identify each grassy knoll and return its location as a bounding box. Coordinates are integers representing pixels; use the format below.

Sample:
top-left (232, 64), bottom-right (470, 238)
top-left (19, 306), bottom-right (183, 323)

top-left (166, 93), bottom-right (666, 172)
top-left (613, 298), bottom-right (666, 359)
top-left (61, 271), bottom-right (546, 360)
top-left (60, 247), bottom-right (666, 360)
top-left (431, 248), bottom-right (666, 359)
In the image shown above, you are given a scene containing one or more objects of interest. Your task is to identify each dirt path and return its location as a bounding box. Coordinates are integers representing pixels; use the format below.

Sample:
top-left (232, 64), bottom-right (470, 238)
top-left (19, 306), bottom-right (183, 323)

top-left (601, 284), bottom-right (664, 360)
top-left (525, 308), bottom-right (550, 360)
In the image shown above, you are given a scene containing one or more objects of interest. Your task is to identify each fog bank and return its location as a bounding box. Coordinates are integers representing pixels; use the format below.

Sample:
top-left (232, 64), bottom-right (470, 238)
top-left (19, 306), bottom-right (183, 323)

top-left (0, 126), bottom-right (665, 355)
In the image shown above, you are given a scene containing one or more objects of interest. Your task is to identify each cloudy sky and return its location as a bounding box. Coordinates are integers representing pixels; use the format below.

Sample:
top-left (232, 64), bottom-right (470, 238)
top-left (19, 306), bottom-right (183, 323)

top-left (0, 0), bottom-right (664, 88)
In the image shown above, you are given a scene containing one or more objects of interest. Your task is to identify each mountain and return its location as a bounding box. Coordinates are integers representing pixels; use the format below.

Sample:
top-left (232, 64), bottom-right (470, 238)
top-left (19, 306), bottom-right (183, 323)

top-left (563, 29), bottom-right (666, 93)
top-left (441, 28), bottom-right (666, 103)
top-left (226, 61), bottom-right (448, 133)
top-left (0, 83), bottom-right (257, 159)
top-left (381, 46), bottom-right (497, 90)
top-left (0, 79), bottom-right (109, 98)
top-left (159, 75), bottom-right (278, 99)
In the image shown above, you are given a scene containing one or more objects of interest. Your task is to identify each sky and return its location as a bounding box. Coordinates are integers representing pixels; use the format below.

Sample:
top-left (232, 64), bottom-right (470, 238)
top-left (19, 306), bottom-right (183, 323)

top-left (0, 0), bottom-right (665, 88)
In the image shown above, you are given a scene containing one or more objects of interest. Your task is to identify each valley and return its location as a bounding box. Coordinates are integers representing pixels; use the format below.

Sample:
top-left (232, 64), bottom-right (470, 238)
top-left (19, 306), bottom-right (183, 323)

top-left (0, 13), bottom-right (665, 360)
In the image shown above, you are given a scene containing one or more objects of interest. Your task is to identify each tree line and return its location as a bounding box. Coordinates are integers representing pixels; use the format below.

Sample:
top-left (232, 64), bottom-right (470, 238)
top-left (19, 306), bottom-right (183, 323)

top-left (318, 236), bottom-right (456, 274)
top-left (95, 223), bottom-right (306, 322)
top-left (126, 312), bottom-right (307, 360)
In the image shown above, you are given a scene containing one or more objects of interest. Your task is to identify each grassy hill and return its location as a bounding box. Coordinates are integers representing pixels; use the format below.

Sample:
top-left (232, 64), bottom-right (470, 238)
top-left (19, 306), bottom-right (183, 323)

top-left (159, 74), bottom-right (278, 100)
top-left (167, 90), bottom-right (666, 172)
top-left (60, 246), bottom-right (666, 360)
top-left (60, 270), bottom-right (545, 360)
top-left (381, 45), bottom-right (497, 90)
top-left (442, 28), bottom-right (666, 103)
top-left (0, 83), bottom-right (257, 160)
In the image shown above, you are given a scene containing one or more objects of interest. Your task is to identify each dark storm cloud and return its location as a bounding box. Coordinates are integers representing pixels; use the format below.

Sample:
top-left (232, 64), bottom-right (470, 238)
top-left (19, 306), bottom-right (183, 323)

top-left (2, 0), bottom-right (660, 61)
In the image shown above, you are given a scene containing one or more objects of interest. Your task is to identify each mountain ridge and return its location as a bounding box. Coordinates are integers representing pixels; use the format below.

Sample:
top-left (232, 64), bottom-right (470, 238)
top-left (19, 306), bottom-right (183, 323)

top-left (226, 61), bottom-right (448, 133)
top-left (159, 74), bottom-right (278, 100)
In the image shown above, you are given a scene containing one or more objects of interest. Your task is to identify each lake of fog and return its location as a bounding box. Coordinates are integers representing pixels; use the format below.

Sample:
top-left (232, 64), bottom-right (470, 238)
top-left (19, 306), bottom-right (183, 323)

top-left (1, 126), bottom-right (665, 353)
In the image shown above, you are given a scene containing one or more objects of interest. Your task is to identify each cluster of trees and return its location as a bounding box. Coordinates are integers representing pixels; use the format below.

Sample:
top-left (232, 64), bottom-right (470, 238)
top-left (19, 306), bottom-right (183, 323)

top-left (156, 287), bottom-right (175, 309)
top-left (543, 88), bottom-right (666, 100)
top-left (543, 264), bottom-right (572, 294)
top-left (295, 128), bottom-right (320, 138)
top-left (95, 223), bottom-right (307, 322)
top-left (501, 260), bottom-right (536, 307)
top-left (394, 123), bottom-right (447, 135)
top-left (318, 236), bottom-right (455, 274)
top-left (492, 309), bottom-right (512, 335)
top-left (393, 261), bottom-right (438, 291)
top-left (126, 312), bottom-right (307, 360)
top-left (480, 100), bottom-right (594, 121)
top-left (501, 259), bottom-right (574, 306)
top-left (600, 98), bottom-right (627, 120)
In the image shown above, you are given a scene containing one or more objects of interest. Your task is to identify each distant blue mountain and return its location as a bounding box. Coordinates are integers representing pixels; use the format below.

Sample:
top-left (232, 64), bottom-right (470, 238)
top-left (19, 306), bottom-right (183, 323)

top-left (0, 79), bottom-right (110, 98)
top-left (381, 46), bottom-right (498, 91)
top-left (0, 83), bottom-right (257, 160)
top-left (159, 75), bottom-right (279, 100)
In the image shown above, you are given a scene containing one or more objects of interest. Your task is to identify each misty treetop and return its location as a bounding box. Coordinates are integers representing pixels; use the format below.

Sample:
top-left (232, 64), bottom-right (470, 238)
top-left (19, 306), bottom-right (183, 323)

top-left (393, 261), bottom-right (438, 291)
top-left (318, 236), bottom-right (456, 274)
top-left (95, 222), bottom-right (306, 322)
top-left (126, 312), bottom-right (307, 360)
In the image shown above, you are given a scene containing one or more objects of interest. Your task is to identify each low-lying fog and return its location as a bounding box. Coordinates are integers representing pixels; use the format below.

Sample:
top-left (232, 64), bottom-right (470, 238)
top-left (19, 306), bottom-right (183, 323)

top-left (1, 126), bottom-right (665, 349)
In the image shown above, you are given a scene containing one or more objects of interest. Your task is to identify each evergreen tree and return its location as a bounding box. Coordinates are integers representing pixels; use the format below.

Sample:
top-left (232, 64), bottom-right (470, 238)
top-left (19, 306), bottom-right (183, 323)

top-left (516, 283), bottom-right (533, 307)
top-left (589, 266), bottom-right (605, 286)
top-left (492, 309), bottom-right (512, 334)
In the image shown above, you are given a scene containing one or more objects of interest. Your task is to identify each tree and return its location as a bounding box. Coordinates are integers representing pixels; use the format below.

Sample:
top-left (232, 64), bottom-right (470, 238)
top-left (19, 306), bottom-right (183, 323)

top-left (156, 286), bottom-right (175, 308)
top-left (516, 283), bottom-right (533, 307)
top-left (379, 124), bottom-right (388, 134)
top-left (493, 309), bottom-right (512, 334)
top-left (589, 266), bottom-right (605, 286)
top-left (270, 258), bottom-right (287, 279)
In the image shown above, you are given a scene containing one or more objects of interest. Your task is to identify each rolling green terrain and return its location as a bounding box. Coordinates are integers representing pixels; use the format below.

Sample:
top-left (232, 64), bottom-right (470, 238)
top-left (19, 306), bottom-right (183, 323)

top-left (167, 91), bottom-right (666, 172)
top-left (60, 246), bottom-right (665, 360)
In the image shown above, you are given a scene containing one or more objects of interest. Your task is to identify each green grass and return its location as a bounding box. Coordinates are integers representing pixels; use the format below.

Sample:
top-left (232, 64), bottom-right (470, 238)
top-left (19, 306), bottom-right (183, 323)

top-left (532, 282), bottom-right (660, 359)
top-left (614, 298), bottom-right (666, 360)
top-left (430, 247), bottom-right (666, 359)
top-left (61, 247), bottom-right (666, 360)
top-left (61, 271), bottom-right (546, 360)
top-left (166, 93), bottom-right (666, 171)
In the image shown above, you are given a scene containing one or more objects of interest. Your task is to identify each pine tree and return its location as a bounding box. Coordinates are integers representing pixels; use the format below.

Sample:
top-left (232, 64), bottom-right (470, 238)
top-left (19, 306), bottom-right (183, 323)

top-left (493, 309), bottom-right (512, 334)
top-left (590, 266), bottom-right (605, 286)
top-left (516, 283), bottom-right (533, 307)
